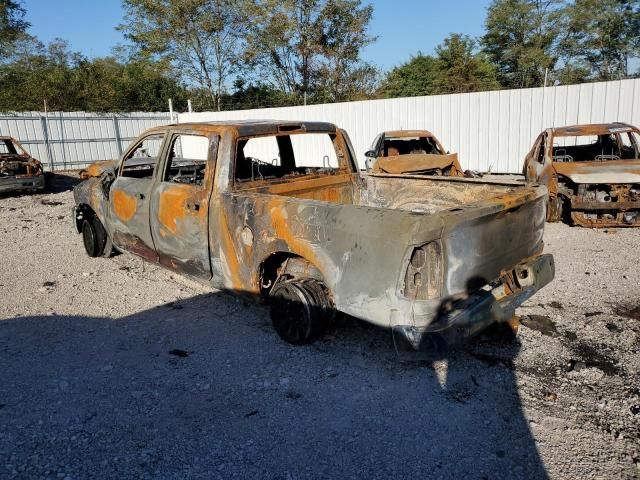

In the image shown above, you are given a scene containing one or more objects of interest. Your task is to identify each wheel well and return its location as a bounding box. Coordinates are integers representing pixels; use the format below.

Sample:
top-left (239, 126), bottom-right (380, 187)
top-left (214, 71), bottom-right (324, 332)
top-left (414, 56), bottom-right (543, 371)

top-left (259, 253), bottom-right (324, 297)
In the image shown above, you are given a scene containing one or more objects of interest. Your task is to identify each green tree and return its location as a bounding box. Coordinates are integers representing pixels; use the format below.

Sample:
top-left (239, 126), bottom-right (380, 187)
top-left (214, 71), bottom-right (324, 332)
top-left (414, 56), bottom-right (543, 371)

top-left (379, 54), bottom-right (438, 98)
top-left (0, 37), bottom-right (83, 111)
top-left (432, 34), bottom-right (500, 94)
top-left (120, 0), bottom-right (250, 111)
top-left (0, 0), bottom-right (29, 57)
top-left (379, 35), bottom-right (499, 98)
top-left (246, 0), bottom-right (375, 102)
top-left (222, 78), bottom-right (298, 110)
top-left (75, 57), bottom-right (188, 111)
top-left (483, 0), bottom-right (562, 88)
top-left (0, 36), bottom-right (187, 112)
top-left (315, 0), bottom-right (377, 101)
top-left (558, 0), bottom-right (640, 81)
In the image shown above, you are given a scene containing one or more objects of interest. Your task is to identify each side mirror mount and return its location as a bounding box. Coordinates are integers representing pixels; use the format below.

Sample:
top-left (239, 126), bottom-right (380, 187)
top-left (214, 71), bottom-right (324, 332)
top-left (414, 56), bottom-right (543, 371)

top-left (365, 150), bottom-right (377, 159)
top-left (364, 158), bottom-right (372, 172)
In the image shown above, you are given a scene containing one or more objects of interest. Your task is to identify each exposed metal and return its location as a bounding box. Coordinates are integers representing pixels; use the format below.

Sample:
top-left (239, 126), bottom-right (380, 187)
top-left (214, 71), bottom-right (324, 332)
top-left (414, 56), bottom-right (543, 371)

top-left (0, 136), bottom-right (47, 194)
top-left (523, 122), bottom-right (640, 227)
top-left (367, 130), bottom-right (464, 176)
top-left (73, 121), bottom-right (555, 348)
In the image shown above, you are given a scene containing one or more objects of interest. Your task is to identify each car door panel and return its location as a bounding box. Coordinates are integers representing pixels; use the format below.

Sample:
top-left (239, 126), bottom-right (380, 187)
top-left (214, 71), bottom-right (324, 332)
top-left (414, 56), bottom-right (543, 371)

top-left (108, 133), bottom-right (166, 262)
top-left (110, 177), bottom-right (157, 261)
top-left (149, 133), bottom-right (218, 279)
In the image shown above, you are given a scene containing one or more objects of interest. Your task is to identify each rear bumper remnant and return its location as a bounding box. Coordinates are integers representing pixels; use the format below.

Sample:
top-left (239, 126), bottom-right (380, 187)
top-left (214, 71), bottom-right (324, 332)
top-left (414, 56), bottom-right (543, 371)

top-left (0, 174), bottom-right (46, 194)
top-left (392, 253), bottom-right (555, 351)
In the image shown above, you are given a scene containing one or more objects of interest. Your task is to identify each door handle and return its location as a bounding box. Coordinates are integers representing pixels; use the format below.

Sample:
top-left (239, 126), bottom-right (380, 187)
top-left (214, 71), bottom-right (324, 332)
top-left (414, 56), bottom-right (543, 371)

top-left (186, 202), bottom-right (200, 211)
top-left (137, 193), bottom-right (145, 200)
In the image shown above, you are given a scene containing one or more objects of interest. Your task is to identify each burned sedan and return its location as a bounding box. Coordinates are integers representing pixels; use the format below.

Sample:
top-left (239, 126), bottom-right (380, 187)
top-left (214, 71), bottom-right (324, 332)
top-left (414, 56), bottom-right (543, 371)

top-left (0, 136), bottom-right (48, 194)
top-left (73, 121), bottom-right (554, 350)
top-left (365, 130), bottom-right (464, 176)
top-left (523, 123), bottom-right (640, 227)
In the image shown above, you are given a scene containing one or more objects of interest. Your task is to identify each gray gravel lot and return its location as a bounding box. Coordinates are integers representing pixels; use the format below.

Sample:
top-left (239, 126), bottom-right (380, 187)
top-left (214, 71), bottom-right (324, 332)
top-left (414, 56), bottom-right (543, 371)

top-left (0, 174), bottom-right (639, 479)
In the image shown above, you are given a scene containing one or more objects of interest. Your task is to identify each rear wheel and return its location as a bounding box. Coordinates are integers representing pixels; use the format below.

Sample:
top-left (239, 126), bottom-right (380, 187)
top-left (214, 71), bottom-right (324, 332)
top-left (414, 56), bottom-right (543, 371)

top-left (269, 278), bottom-right (333, 345)
top-left (82, 217), bottom-right (107, 257)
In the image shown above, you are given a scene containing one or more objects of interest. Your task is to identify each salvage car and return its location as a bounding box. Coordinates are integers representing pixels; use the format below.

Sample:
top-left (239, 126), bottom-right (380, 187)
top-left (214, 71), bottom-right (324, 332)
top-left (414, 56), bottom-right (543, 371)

top-left (0, 136), bottom-right (49, 194)
top-left (73, 121), bottom-right (554, 349)
top-left (523, 123), bottom-right (640, 227)
top-left (365, 130), bottom-right (464, 176)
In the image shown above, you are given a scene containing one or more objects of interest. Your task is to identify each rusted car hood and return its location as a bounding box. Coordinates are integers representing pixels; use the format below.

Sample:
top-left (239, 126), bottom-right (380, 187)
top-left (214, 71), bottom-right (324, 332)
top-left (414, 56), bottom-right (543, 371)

top-left (0, 155), bottom-right (43, 177)
top-left (554, 160), bottom-right (640, 184)
top-left (79, 160), bottom-right (116, 179)
top-left (373, 153), bottom-right (462, 175)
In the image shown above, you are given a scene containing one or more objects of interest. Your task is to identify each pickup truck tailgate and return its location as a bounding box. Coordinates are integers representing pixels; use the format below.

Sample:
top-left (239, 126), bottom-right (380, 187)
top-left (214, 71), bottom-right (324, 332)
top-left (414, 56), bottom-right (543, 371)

top-left (441, 186), bottom-right (547, 296)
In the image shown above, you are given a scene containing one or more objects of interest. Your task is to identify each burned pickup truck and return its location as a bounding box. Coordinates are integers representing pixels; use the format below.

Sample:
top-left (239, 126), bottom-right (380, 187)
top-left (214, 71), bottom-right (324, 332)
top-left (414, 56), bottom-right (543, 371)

top-left (0, 136), bottom-right (48, 194)
top-left (73, 121), bottom-right (554, 349)
top-left (365, 130), bottom-right (464, 177)
top-left (524, 123), bottom-right (640, 227)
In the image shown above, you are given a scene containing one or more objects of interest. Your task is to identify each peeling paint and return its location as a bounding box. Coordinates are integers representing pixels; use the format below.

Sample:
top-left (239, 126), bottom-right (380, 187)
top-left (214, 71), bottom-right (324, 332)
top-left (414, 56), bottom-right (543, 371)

top-left (524, 123), bottom-right (640, 227)
top-left (112, 190), bottom-right (137, 222)
top-left (73, 121), bottom-right (555, 345)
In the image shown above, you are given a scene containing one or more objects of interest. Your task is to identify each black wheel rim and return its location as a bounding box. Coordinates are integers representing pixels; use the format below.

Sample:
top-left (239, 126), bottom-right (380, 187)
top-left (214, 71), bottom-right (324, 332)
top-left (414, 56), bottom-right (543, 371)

top-left (271, 283), bottom-right (313, 345)
top-left (82, 221), bottom-right (96, 256)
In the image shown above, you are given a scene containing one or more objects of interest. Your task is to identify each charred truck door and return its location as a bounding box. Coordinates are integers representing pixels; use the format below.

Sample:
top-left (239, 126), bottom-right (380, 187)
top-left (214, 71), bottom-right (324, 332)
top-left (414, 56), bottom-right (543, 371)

top-left (149, 131), bottom-right (218, 279)
top-left (109, 133), bottom-right (167, 262)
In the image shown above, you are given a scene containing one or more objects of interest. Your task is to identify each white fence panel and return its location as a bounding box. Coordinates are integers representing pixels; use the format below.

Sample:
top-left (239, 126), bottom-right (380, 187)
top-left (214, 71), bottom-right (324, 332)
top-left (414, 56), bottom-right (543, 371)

top-left (0, 112), bottom-right (171, 170)
top-left (179, 79), bottom-right (640, 173)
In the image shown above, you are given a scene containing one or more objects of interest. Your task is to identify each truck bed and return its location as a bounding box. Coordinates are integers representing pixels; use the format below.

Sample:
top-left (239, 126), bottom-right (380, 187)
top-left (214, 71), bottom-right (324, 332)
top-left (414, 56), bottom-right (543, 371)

top-left (231, 172), bottom-right (547, 326)
top-left (239, 172), bottom-right (541, 215)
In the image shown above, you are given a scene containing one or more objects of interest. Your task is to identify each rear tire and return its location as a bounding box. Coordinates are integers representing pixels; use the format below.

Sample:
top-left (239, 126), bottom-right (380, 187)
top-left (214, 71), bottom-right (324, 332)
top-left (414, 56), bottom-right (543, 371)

top-left (269, 278), bottom-right (333, 345)
top-left (82, 217), bottom-right (107, 257)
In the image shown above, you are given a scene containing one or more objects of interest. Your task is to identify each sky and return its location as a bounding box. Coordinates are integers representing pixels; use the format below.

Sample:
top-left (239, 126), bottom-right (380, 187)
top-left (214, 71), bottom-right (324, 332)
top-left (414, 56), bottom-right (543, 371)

top-left (22, 0), bottom-right (492, 71)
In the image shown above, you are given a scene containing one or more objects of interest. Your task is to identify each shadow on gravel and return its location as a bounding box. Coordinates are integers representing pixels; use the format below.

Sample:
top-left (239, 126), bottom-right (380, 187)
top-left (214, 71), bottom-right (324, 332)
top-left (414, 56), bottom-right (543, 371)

top-left (0, 293), bottom-right (548, 479)
top-left (47, 171), bottom-right (82, 193)
top-left (0, 172), bottom-right (80, 200)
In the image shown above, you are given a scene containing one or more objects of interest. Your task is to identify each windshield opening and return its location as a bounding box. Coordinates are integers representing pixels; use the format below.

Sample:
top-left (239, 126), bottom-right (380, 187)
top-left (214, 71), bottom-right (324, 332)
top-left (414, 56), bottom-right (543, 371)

top-left (552, 131), bottom-right (639, 162)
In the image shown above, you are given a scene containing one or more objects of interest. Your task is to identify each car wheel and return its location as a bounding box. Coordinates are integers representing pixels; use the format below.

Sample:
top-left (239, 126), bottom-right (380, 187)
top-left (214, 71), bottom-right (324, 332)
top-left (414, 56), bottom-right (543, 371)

top-left (82, 217), bottom-right (107, 257)
top-left (269, 278), bottom-right (333, 345)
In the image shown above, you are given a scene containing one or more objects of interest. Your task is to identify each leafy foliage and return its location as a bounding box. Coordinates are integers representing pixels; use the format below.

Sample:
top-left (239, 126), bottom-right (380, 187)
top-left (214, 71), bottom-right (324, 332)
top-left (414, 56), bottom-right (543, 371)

top-left (0, 0), bottom-right (29, 58)
top-left (120, 0), bottom-right (250, 111)
top-left (557, 0), bottom-right (640, 81)
top-left (244, 0), bottom-right (376, 102)
top-left (379, 35), bottom-right (499, 97)
top-left (482, 0), bottom-right (562, 88)
top-left (0, 37), bottom-right (187, 111)
top-left (379, 54), bottom-right (438, 98)
top-left (432, 34), bottom-right (500, 94)
top-left (0, 0), bottom-right (638, 112)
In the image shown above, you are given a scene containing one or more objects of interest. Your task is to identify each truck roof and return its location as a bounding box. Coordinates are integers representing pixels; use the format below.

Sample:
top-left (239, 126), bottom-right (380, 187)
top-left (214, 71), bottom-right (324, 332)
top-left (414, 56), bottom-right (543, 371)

top-left (384, 130), bottom-right (437, 138)
top-left (160, 120), bottom-right (338, 137)
top-left (550, 122), bottom-right (638, 137)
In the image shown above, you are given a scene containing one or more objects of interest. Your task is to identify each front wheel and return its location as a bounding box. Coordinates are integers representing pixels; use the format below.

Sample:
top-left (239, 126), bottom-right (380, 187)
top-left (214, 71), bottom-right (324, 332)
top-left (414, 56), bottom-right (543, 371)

top-left (269, 278), bottom-right (334, 345)
top-left (82, 217), bottom-right (107, 257)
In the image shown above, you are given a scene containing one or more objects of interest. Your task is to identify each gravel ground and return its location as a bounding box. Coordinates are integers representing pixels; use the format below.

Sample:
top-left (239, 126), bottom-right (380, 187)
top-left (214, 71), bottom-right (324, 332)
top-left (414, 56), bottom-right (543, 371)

top-left (0, 173), bottom-right (638, 479)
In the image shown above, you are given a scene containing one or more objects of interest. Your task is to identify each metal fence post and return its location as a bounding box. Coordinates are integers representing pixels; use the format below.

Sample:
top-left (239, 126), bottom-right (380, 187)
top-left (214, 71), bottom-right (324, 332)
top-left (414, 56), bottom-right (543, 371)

top-left (59, 112), bottom-right (68, 170)
top-left (40, 115), bottom-right (54, 171)
top-left (112, 115), bottom-right (123, 156)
